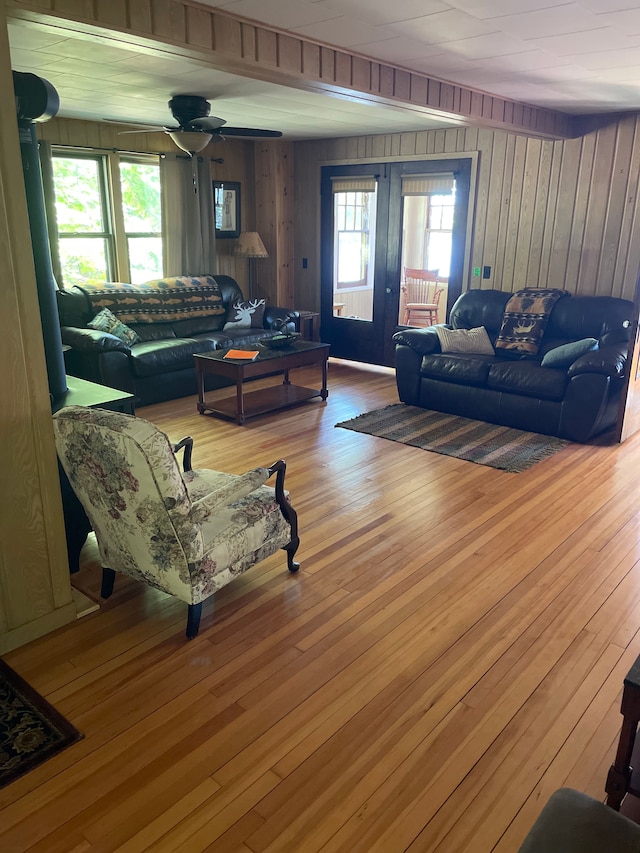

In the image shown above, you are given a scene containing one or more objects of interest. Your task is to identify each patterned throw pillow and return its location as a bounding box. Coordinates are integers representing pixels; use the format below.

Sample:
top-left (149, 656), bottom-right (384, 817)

top-left (436, 326), bottom-right (495, 355)
top-left (223, 299), bottom-right (266, 330)
top-left (87, 307), bottom-right (139, 346)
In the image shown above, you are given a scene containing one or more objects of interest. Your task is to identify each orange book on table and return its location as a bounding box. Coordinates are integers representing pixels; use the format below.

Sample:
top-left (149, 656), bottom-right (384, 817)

top-left (224, 349), bottom-right (260, 360)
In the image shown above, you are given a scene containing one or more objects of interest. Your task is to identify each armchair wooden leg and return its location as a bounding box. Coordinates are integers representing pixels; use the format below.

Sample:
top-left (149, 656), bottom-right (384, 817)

top-left (286, 538), bottom-right (300, 573)
top-left (186, 603), bottom-right (203, 639)
top-left (101, 567), bottom-right (116, 599)
top-left (269, 459), bottom-right (301, 574)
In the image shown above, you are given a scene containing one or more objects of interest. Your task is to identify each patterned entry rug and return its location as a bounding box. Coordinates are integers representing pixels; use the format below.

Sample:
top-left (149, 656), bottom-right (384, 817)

top-left (336, 405), bottom-right (571, 473)
top-left (0, 658), bottom-right (83, 788)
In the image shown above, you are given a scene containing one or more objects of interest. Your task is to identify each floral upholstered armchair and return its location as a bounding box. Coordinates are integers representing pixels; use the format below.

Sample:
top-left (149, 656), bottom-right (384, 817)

top-left (53, 405), bottom-right (299, 638)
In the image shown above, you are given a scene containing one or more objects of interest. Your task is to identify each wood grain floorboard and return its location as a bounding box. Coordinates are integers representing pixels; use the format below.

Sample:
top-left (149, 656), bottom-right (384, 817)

top-left (2, 360), bottom-right (640, 852)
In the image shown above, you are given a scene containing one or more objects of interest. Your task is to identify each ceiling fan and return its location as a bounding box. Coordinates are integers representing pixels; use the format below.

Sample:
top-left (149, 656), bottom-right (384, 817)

top-left (112, 94), bottom-right (283, 154)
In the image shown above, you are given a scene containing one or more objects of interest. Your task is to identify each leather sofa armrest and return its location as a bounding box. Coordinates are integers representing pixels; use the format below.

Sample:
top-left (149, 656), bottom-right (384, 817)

top-left (392, 326), bottom-right (443, 356)
top-left (264, 306), bottom-right (299, 332)
top-left (61, 326), bottom-right (131, 354)
top-left (567, 342), bottom-right (628, 379)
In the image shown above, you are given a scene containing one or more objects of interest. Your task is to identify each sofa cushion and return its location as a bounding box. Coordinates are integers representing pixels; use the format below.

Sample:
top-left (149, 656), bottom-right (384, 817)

top-left (170, 314), bottom-right (226, 337)
top-left (545, 294), bottom-right (633, 342)
top-left (541, 338), bottom-right (599, 369)
top-left (130, 338), bottom-right (217, 378)
top-left (131, 323), bottom-right (177, 343)
top-left (487, 361), bottom-right (567, 401)
top-left (87, 308), bottom-right (140, 346)
top-left (436, 326), bottom-right (494, 355)
top-left (449, 289), bottom-right (510, 336)
top-left (420, 353), bottom-right (494, 387)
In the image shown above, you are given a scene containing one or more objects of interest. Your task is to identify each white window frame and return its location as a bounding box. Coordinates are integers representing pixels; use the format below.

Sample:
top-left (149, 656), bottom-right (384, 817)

top-left (50, 146), bottom-right (162, 286)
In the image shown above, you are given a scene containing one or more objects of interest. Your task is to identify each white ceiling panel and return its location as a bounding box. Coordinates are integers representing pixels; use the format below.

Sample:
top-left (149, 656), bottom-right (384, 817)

top-left (437, 32), bottom-right (532, 60)
top-left (478, 50), bottom-right (572, 72)
top-left (349, 37), bottom-right (443, 62)
top-left (214, 0), bottom-right (339, 28)
top-left (446, 0), bottom-right (569, 16)
top-left (312, 0), bottom-right (451, 26)
top-left (390, 10), bottom-right (497, 44)
top-left (530, 28), bottom-right (632, 55)
top-left (578, 0), bottom-right (640, 11)
top-left (592, 9), bottom-right (640, 35)
top-left (566, 45), bottom-right (640, 69)
top-left (291, 16), bottom-right (391, 46)
top-left (490, 5), bottom-right (603, 40)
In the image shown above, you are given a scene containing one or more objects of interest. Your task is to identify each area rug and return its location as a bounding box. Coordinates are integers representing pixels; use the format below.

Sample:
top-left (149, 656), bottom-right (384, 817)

top-left (335, 405), bottom-right (570, 473)
top-left (0, 658), bottom-right (83, 788)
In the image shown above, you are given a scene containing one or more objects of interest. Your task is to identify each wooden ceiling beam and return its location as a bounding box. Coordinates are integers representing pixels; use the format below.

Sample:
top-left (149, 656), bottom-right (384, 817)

top-left (7, 0), bottom-right (577, 139)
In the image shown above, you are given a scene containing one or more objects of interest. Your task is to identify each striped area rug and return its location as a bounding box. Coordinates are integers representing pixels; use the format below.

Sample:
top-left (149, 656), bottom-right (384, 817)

top-left (335, 404), bottom-right (571, 473)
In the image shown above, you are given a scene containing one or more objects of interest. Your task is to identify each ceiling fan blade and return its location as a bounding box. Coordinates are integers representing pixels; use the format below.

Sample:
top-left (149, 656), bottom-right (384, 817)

top-left (188, 115), bottom-right (226, 130)
top-left (102, 118), bottom-right (164, 130)
top-left (216, 127), bottom-right (283, 138)
top-left (117, 127), bottom-right (170, 135)
top-left (102, 118), bottom-right (181, 135)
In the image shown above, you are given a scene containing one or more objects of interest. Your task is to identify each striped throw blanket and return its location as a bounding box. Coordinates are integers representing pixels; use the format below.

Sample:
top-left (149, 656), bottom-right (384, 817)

top-left (80, 276), bottom-right (225, 324)
top-left (495, 288), bottom-right (568, 356)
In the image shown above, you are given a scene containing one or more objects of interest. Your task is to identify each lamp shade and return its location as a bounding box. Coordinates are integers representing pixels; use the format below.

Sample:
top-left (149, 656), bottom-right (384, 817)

top-left (168, 130), bottom-right (213, 154)
top-left (234, 231), bottom-right (268, 258)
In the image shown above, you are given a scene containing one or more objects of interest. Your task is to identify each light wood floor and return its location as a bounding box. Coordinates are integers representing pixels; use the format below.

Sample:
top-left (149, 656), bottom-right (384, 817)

top-left (2, 359), bottom-right (639, 852)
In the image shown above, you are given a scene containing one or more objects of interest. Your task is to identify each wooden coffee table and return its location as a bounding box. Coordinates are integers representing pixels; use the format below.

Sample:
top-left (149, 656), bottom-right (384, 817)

top-left (194, 340), bottom-right (330, 424)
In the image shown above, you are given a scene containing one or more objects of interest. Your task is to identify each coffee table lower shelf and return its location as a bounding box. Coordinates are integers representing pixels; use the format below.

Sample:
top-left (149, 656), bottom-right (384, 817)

top-left (198, 382), bottom-right (326, 423)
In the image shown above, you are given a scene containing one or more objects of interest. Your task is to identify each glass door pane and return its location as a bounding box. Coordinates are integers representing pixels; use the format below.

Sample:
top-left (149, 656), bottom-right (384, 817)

top-left (332, 189), bottom-right (377, 322)
top-left (398, 191), bottom-right (454, 327)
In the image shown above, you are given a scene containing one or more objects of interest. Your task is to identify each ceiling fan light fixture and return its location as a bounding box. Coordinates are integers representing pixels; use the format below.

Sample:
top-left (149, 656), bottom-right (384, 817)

top-left (168, 130), bottom-right (213, 153)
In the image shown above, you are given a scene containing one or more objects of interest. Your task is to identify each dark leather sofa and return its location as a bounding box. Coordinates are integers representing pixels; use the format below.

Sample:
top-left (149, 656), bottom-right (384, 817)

top-left (393, 288), bottom-right (633, 443)
top-left (57, 274), bottom-right (299, 406)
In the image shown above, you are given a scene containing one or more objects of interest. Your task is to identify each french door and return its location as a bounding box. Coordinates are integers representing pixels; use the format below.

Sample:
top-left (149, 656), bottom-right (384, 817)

top-left (320, 158), bottom-right (471, 366)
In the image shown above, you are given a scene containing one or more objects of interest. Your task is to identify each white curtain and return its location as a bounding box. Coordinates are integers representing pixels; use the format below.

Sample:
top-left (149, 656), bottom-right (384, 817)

top-left (161, 153), bottom-right (217, 277)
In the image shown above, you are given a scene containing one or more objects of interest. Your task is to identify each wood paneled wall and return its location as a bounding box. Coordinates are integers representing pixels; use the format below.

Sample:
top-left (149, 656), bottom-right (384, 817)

top-left (254, 141), bottom-right (294, 306)
top-left (293, 116), bottom-right (640, 313)
top-left (0, 12), bottom-right (76, 653)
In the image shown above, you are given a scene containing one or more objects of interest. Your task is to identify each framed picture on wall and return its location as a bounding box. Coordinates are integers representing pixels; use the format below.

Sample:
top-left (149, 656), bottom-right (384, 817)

top-left (213, 181), bottom-right (241, 238)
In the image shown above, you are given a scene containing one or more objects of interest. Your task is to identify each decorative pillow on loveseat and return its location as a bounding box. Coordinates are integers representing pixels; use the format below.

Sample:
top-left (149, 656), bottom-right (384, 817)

top-left (223, 299), bottom-right (266, 330)
top-left (87, 307), bottom-right (139, 345)
top-left (541, 338), bottom-right (599, 369)
top-left (436, 326), bottom-right (495, 355)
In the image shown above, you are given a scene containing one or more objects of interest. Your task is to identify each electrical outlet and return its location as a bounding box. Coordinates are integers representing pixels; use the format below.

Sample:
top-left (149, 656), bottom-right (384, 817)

top-left (483, 265), bottom-right (491, 279)
top-left (473, 266), bottom-right (481, 277)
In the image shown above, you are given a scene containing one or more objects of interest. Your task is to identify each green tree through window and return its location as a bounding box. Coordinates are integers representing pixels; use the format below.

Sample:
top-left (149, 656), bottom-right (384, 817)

top-left (51, 150), bottom-right (163, 287)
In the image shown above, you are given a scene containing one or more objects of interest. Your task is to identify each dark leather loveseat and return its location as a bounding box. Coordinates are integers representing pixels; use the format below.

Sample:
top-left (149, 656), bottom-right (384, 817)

top-left (56, 274), bottom-right (299, 406)
top-left (393, 288), bottom-right (633, 443)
